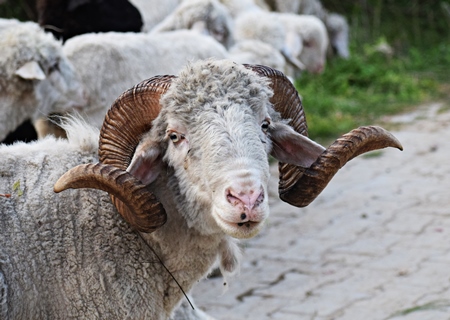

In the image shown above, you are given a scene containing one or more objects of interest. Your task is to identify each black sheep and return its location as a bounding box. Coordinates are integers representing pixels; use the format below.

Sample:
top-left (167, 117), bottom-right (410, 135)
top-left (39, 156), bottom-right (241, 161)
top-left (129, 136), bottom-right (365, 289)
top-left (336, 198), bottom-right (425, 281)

top-left (37, 0), bottom-right (143, 42)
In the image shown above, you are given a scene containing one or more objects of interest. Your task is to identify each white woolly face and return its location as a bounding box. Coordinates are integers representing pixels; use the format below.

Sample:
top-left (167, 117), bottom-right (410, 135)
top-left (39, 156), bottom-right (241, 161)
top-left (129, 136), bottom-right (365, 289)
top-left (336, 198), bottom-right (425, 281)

top-left (163, 103), bottom-right (272, 239)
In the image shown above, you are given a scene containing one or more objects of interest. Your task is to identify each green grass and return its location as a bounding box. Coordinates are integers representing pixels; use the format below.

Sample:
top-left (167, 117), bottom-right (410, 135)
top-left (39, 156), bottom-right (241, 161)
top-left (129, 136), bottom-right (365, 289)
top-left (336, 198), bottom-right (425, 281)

top-left (294, 41), bottom-right (449, 142)
top-left (389, 300), bottom-right (450, 318)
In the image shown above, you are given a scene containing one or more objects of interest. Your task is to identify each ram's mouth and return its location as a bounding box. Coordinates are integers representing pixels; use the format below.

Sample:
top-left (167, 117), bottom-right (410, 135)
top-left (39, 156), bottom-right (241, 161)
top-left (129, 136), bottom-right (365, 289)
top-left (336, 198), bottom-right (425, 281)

top-left (218, 215), bottom-right (261, 229)
top-left (236, 221), bottom-right (260, 229)
top-left (215, 214), bottom-right (263, 239)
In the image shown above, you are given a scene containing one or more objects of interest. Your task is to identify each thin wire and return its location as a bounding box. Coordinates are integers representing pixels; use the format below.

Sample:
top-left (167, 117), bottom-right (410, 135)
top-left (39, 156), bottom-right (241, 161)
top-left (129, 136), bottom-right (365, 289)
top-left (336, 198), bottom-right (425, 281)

top-left (136, 231), bottom-right (195, 310)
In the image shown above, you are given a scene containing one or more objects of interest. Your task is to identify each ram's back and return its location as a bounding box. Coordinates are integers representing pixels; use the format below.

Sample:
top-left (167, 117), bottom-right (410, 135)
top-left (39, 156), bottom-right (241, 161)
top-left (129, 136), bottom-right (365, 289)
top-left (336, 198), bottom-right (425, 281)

top-left (0, 129), bottom-right (165, 319)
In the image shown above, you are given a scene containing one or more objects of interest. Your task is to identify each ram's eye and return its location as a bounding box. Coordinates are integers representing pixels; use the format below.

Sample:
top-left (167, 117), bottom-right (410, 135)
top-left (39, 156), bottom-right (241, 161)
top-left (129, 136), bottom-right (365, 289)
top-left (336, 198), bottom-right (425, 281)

top-left (169, 132), bottom-right (180, 142)
top-left (261, 120), bottom-right (270, 132)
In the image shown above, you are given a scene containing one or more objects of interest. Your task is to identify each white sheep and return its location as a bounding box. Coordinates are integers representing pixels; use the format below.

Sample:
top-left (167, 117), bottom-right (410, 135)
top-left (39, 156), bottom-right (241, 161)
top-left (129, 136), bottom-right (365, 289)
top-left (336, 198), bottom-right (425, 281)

top-left (150, 0), bottom-right (235, 49)
top-left (0, 59), bottom-right (402, 319)
top-left (145, 0), bottom-right (286, 76)
top-left (62, 29), bottom-right (228, 129)
top-left (0, 19), bottom-right (86, 142)
top-left (128, 0), bottom-right (182, 32)
top-left (234, 11), bottom-right (329, 76)
top-left (268, 0), bottom-right (350, 58)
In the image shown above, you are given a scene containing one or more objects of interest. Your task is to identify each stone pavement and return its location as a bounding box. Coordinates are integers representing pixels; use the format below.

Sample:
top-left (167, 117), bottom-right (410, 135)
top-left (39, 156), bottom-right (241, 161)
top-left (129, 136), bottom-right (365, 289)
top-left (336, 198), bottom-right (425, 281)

top-left (193, 102), bottom-right (450, 320)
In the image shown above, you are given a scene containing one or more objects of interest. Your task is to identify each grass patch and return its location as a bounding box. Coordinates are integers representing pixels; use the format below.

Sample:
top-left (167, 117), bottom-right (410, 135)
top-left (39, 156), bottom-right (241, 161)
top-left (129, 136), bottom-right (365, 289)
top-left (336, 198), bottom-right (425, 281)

top-left (294, 42), bottom-right (449, 141)
top-left (362, 150), bottom-right (384, 159)
top-left (389, 300), bottom-right (450, 318)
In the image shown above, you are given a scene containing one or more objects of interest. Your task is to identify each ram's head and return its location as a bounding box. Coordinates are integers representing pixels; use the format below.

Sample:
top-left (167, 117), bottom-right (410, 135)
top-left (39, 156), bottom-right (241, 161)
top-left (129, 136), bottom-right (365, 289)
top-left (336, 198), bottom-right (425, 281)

top-left (54, 60), bottom-right (402, 239)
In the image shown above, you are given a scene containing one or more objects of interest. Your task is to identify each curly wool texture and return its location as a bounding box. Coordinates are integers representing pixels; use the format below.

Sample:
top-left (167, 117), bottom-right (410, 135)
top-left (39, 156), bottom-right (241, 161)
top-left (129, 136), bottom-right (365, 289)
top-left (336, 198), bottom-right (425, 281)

top-left (0, 117), bottom-right (224, 319)
top-left (0, 59), bottom-right (292, 319)
top-left (160, 59), bottom-right (273, 123)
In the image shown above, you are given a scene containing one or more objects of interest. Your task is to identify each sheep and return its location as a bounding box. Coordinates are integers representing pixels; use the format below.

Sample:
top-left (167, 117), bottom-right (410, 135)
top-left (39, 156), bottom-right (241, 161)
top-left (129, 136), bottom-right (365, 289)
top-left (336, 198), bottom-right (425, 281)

top-left (147, 0), bottom-right (285, 74)
top-left (0, 19), bottom-right (86, 143)
top-left (234, 11), bottom-right (329, 76)
top-left (36, 0), bottom-right (143, 42)
top-left (150, 0), bottom-right (235, 49)
top-left (220, 0), bottom-right (329, 75)
top-left (266, 0), bottom-right (350, 58)
top-left (0, 59), bottom-right (402, 319)
top-left (128, 0), bottom-right (182, 32)
top-left (62, 29), bottom-right (228, 129)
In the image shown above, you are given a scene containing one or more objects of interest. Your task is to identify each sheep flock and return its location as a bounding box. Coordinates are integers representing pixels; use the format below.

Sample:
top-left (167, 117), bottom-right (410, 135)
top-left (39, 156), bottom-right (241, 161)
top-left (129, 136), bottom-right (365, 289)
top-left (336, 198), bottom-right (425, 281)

top-left (0, 0), bottom-right (352, 144)
top-left (0, 1), bottom-right (397, 320)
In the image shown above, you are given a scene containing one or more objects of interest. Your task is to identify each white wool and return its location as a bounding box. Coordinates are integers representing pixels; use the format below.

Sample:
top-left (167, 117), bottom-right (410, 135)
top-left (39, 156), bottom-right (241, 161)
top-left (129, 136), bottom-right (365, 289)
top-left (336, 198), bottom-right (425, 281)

top-left (63, 30), bottom-right (228, 129)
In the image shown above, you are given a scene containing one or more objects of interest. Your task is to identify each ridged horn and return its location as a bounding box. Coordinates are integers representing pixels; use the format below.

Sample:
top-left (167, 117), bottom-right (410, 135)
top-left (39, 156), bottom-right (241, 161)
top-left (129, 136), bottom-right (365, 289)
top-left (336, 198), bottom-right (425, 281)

top-left (99, 75), bottom-right (175, 168)
top-left (244, 64), bottom-right (309, 202)
top-left (280, 126), bottom-right (403, 207)
top-left (244, 64), bottom-right (403, 207)
top-left (98, 75), bottom-right (175, 232)
top-left (54, 162), bottom-right (166, 233)
top-left (54, 75), bottom-right (175, 233)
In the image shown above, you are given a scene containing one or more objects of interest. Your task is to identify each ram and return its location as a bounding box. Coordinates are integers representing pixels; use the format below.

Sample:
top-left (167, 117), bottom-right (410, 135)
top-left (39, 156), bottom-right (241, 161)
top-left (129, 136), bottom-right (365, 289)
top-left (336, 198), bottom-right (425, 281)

top-left (0, 60), bottom-right (402, 319)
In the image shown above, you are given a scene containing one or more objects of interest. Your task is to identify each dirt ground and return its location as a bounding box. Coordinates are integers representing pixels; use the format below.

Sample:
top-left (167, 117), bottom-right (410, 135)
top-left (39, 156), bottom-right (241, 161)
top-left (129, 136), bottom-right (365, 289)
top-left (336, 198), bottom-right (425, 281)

top-left (193, 101), bottom-right (450, 320)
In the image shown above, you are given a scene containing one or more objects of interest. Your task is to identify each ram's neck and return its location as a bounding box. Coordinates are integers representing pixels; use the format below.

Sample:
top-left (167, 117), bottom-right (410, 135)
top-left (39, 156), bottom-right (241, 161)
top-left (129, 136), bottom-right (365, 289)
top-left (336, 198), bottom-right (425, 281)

top-left (144, 176), bottom-right (227, 314)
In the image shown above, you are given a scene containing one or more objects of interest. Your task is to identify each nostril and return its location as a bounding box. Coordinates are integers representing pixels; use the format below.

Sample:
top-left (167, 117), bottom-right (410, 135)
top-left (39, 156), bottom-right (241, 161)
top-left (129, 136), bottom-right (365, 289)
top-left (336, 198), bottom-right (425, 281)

top-left (226, 187), bottom-right (264, 209)
top-left (227, 192), bottom-right (240, 206)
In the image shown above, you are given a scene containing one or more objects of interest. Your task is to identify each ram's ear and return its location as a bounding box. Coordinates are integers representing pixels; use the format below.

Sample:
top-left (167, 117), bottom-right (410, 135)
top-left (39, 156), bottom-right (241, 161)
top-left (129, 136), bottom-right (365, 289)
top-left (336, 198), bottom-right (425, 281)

top-left (270, 122), bottom-right (325, 168)
top-left (15, 61), bottom-right (46, 80)
top-left (127, 139), bottom-right (163, 185)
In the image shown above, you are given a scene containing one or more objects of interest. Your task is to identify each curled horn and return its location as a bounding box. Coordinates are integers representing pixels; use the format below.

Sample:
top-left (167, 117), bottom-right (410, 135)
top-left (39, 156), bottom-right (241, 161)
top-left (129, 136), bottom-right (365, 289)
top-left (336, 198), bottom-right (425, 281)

top-left (54, 75), bottom-right (175, 232)
top-left (244, 64), bottom-right (403, 207)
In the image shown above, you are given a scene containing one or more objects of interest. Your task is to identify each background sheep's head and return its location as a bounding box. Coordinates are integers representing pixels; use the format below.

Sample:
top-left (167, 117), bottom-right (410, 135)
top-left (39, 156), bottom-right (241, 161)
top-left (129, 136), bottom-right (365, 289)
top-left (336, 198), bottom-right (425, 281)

top-left (54, 59), bottom-right (402, 240)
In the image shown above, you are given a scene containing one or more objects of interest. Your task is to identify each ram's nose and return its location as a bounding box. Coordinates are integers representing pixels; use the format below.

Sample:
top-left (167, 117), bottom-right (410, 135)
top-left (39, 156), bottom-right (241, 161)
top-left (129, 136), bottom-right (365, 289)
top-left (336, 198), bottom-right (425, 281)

top-left (226, 187), bottom-right (264, 215)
